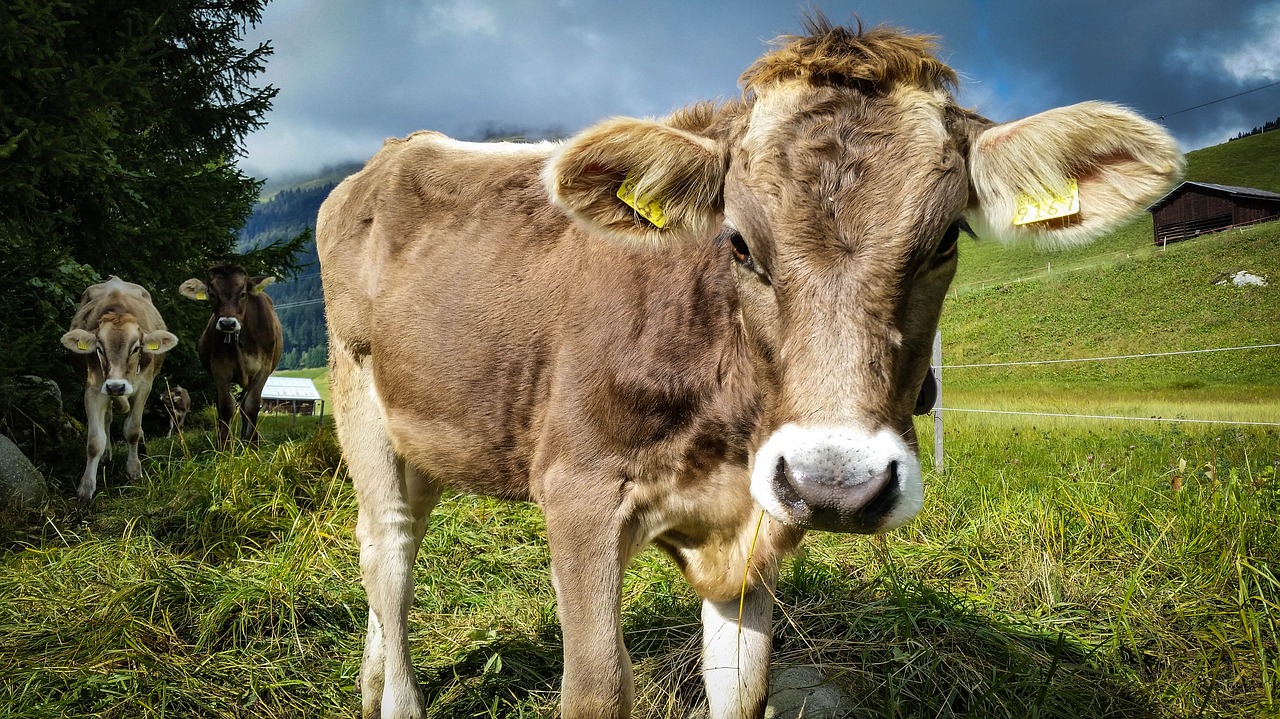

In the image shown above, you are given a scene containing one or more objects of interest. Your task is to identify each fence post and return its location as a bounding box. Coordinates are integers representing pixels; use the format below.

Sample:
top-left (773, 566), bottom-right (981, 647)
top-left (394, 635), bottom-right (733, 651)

top-left (932, 330), bottom-right (943, 474)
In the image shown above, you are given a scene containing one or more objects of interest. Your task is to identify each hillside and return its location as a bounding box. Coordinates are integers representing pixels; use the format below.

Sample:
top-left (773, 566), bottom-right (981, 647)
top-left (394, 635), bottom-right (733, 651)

top-left (240, 129), bottom-right (1279, 375)
top-left (940, 130), bottom-right (1279, 400)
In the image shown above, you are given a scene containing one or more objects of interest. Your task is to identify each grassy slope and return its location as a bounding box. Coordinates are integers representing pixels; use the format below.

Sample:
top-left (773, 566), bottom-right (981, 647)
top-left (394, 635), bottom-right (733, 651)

top-left (941, 131), bottom-right (1280, 409)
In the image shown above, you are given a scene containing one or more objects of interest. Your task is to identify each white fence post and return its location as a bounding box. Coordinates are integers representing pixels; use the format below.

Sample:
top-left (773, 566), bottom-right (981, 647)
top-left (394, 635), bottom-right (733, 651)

top-left (932, 330), bottom-right (943, 474)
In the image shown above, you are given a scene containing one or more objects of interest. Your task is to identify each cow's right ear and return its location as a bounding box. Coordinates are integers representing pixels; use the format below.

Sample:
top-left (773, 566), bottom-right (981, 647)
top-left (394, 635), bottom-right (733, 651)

top-left (543, 117), bottom-right (725, 247)
top-left (179, 278), bottom-right (209, 301)
top-left (61, 329), bottom-right (96, 354)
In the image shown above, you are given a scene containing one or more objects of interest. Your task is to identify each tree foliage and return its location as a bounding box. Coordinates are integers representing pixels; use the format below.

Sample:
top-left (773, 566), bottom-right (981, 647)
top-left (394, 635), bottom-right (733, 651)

top-left (0, 0), bottom-right (305, 406)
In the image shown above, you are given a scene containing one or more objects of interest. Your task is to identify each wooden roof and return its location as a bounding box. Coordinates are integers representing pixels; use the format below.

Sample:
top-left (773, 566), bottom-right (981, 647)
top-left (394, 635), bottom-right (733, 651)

top-left (1150, 181), bottom-right (1280, 212)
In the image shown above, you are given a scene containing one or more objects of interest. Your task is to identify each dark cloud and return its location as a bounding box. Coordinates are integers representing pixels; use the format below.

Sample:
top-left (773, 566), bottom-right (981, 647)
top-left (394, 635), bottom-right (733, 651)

top-left (239, 0), bottom-right (1280, 180)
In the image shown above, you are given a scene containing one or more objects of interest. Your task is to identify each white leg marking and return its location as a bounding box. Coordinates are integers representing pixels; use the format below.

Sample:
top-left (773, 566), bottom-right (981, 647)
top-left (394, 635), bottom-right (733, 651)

top-left (702, 586), bottom-right (774, 719)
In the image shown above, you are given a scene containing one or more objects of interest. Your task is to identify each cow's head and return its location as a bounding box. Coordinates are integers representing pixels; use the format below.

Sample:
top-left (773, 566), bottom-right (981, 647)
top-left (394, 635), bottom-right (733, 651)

top-left (545, 20), bottom-right (1181, 534)
top-left (159, 385), bottom-right (186, 410)
top-left (62, 311), bottom-right (177, 396)
top-left (180, 265), bottom-right (274, 335)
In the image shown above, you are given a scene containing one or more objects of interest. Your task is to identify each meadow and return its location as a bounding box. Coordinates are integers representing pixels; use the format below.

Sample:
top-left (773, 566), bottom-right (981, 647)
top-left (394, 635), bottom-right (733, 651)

top-left (0, 405), bottom-right (1275, 718)
top-left (3, 132), bottom-right (1278, 717)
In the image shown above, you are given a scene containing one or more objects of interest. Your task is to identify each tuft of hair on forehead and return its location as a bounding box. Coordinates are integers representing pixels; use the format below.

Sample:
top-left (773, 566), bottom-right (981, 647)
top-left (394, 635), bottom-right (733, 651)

top-left (98, 310), bottom-right (137, 328)
top-left (742, 15), bottom-right (957, 96)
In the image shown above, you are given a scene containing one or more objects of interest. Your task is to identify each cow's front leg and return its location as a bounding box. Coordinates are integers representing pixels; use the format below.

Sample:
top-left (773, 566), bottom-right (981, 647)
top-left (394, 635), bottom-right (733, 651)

top-left (121, 382), bottom-right (151, 479)
top-left (543, 469), bottom-right (635, 719)
top-left (240, 372), bottom-right (270, 446)
top-left (78, 389), bottom-right (111, 501)
top-left (701, 581), bottom-right (775, 719)
top-left (213, 380), bottom-right (236, 449)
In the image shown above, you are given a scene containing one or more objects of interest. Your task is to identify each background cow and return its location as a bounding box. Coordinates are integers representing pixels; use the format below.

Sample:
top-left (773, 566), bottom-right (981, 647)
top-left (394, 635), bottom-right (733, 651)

top-left (159, 383), bottom-right (190, 436)
top-left (61, 277), bottom-right (178, 500)
top-left (179, 265), bottom-right (283, 449)
top-left (317, 19), bottom-right (1181, 719)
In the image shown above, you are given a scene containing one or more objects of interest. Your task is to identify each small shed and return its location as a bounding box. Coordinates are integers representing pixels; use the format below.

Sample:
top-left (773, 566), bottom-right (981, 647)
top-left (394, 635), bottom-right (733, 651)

top-left (261, 376), bottom-right (325, 418)
top-left (1148, 181), bottom-right (1280, 246)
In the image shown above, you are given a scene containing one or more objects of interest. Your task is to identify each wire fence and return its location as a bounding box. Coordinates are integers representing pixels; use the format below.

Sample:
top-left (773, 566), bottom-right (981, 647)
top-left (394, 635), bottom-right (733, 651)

top-left (929, 335), bottom-right (1279, 471)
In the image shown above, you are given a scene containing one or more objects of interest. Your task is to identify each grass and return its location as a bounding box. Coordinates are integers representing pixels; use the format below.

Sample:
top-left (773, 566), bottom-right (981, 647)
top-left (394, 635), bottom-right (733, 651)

top-left (0, 403), bottom-right (1275, 718)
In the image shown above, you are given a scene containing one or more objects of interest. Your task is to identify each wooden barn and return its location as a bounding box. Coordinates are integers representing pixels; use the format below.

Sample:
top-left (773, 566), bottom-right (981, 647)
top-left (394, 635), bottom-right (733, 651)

top-left (1148, 181), bottom-right (1280, 246)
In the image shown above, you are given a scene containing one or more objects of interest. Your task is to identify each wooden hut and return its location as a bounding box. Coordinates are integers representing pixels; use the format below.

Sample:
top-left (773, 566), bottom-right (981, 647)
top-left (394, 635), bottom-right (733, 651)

top-left (261, 375), bottom-right (325, 418)
top-left (1149, 181), bottom-right (1280, 246)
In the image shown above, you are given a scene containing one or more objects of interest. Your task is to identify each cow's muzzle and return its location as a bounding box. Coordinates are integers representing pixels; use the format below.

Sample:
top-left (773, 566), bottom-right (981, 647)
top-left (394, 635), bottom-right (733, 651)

top-left (102, 379), bottom-right (133, 397)
top-left (750, 424), bottom-right (923, 533)
top-left (216, 317), bottom-right (242, 334)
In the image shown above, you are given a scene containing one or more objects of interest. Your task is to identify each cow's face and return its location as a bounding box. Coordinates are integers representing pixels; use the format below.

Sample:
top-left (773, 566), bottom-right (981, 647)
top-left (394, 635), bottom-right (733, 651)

top-left (180, 266), bottom-right (274, 335)
top-left (62, 312), bottom-right (177, 396)
top-left (547, 27), bottom-right (1180, 534)
top-left (160, 386), bottom-right (185, 410)
top-left (715, 80), bottom-right (967, 533)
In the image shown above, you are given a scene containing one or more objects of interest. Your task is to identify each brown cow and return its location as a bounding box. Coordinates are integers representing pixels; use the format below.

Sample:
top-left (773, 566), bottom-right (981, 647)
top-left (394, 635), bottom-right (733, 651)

top-left (159, 384), bottom-right (190, 436)
top-left (179, 265), bottom-right (283, 448)
top-left (61, 277), bottom-right (178, 500)
top-left (317, 20), bottom-right (1181, 719)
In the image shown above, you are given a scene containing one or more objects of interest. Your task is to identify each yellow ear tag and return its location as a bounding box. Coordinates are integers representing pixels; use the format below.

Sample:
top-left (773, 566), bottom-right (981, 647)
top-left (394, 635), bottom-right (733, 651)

top-left (196, 291), bottom-right (207, 300)
top-left (1013, 178), bottom-right (1080, 226)
top-left (617, 173), bottom-right (667, 229)
top-left (146, 340), bottom-right (160, 351)
top-left (77, 339), bottom-right (91, 351)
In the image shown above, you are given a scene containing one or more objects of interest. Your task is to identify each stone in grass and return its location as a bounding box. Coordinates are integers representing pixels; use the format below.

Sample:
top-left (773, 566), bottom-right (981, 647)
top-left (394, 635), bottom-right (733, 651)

top-left (0, 433), bottom-right (48, 512)
top-left (764, 665), bottom-right (849, 718)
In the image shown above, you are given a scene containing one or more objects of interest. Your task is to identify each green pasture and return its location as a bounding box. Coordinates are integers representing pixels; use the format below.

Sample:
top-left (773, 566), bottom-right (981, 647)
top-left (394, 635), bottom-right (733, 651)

top-left (1, 395), bottom-right (1276, 718)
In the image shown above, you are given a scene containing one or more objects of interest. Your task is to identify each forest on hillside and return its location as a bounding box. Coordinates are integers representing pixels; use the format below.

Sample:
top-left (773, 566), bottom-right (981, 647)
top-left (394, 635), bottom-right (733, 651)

top-left (238, 183), bottom-right (340, 370)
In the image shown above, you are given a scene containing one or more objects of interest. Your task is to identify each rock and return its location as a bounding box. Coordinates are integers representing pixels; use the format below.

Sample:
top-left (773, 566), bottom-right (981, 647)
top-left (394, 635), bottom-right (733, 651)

top-left (764, 666), bottom-right (849, 719)
top-left (0, 433), bottom-right (48, 509)
top-left (1215, 270), bottom-right (1268, 287)
top-left (0, 375), bottom-right (64, 461)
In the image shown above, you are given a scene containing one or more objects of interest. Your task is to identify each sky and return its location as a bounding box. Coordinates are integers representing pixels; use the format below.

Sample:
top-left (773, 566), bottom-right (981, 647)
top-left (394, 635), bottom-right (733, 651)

top-left (238, 0), bottom-right (1280, 182)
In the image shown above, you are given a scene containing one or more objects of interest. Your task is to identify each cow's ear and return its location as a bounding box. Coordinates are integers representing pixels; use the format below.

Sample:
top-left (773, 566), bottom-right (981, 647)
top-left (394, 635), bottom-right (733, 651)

top-left (544, 117), bottom-right (725, 246)
top-left (61, 329), bottom-right (96, 354)
top-left (141, 330), bottom-right (178, 355)
top-left (249, 276), bottom-right (276, 295)
top-left (966, 101), bottom-right (1182, 248)
top-left (179, 278), bottom-right (209, 301)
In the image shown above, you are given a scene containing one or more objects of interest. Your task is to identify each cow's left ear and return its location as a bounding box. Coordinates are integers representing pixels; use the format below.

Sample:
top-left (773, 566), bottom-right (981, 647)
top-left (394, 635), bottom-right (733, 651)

top-left (141, 330), bottom-right (178, 354)
top-left (966, 101), bottom-right (1182, 248)
top-left (61, 329), bottom-right (97, 354)
top-left (543, 117), bottom-right (725, 247)
top-left (249, 276), bottom-right (275, 295)
top-left (179, 278), bottom-right (209, 301)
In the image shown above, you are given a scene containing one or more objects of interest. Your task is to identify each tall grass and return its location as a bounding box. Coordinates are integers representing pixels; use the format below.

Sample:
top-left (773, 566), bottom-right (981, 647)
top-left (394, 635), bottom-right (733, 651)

top-left (2, 408), bottom-right (1275, 718)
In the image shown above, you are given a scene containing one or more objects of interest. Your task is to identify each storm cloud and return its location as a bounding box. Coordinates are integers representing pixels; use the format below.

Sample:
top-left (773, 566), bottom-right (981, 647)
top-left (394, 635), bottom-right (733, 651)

top-left (239, 0), bottom-right (1280, 181)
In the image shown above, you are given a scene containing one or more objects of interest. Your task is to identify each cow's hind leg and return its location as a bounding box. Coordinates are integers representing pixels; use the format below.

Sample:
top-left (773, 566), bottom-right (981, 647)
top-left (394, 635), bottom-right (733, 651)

top-left (334, 353), bottom-right (441, 719)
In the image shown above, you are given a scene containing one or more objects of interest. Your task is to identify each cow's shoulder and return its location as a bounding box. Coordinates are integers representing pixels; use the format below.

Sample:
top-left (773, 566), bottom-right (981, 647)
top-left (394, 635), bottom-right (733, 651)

top-left (73, 277), bottom-right (164, 331)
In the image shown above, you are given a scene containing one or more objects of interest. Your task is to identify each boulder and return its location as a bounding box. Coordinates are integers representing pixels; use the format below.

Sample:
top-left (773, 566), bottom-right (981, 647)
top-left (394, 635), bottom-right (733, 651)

top-left (0, 375), bottom-right (64, 461)
top-left (0, 432), bottom-right (48, 510)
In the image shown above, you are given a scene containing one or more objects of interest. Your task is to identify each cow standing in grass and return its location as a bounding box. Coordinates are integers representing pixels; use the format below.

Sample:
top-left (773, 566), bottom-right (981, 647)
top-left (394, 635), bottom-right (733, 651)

top-left (317, 19), bottom-right (1181, 719)
top-left (62, 277), bottom-right (178, 500)
top-left (180, 265), bottom-right (283, 449)
top-left (159, 384), bottom-right (190, 436)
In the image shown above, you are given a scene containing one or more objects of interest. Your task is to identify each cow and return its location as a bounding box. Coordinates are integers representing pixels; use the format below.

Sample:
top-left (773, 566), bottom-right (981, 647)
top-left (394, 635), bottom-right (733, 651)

top-left (316, 19), bottom-right (1181, 719)
top-left (159, 384), bottom-right (190, 436)
top-left (179, 265), bottom-right (283, 449)
top-left (61, 277), bottom-right (178, 501)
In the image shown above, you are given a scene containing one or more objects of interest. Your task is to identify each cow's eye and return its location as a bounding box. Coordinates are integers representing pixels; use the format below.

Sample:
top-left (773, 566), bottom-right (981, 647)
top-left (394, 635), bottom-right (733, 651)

top-left (936, 220), bottom-right (964, 262)
top-left (728, 231), bottom-right (752, 267)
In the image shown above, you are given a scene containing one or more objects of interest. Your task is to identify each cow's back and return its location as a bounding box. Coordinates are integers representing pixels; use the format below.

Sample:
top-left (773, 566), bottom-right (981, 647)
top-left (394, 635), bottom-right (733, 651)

top-left (72, 277), bottom-right (165, 332)
top-left (317, 134), bottom-right (750, 501)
